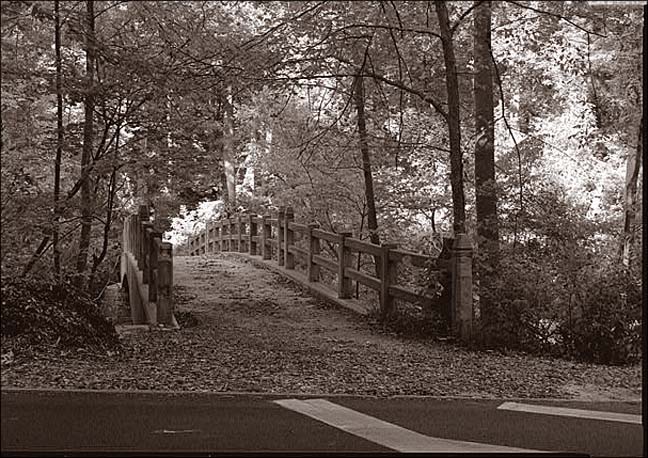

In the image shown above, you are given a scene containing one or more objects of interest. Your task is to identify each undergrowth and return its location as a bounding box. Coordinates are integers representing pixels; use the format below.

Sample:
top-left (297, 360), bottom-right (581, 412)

top-left (1, 276), bottom-right (121, 351)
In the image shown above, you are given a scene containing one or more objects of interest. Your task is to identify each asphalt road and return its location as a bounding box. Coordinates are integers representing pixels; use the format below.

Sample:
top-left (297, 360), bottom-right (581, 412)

top-left (0, 389), bottom-right (643, 456)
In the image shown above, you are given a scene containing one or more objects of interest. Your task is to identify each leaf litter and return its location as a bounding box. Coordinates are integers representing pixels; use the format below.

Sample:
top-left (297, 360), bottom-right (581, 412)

top-left (1, 255), bottom-right (641, 400)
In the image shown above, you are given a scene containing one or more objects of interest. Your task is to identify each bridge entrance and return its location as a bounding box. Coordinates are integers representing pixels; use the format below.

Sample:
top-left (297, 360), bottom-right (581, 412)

top-left (120, 205), bottom-right (177, 328)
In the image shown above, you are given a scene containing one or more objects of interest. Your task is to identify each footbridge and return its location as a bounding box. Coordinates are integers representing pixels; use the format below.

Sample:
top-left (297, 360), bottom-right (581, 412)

top-left (120, 205), bottom-right (177, 328)
top-left (188, 206), bottom-right (474, 341)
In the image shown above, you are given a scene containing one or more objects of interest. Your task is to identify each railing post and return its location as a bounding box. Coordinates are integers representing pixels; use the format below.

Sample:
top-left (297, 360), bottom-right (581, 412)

top-left (148, 231), bottom-right (162, 303)
top-left (229, 216), bottom-right (236, 252)
top-left (337, 231), bottom-right (353, 298)
top-left (126, 217), bottom-right (132, 255)
top-left (261, 215), bottom-right (271, 260)
top-left (215, 221), bottom-right (220, 252)
top-left (205, 220), bottom-right (211, 254)
top-left (132, 216), bottom-right (137, 259)
top-left (451, 234), bottom-right (474, 342)
top-left (133, 216), bottom-right (138, 257)
top-left (277, 207), bottom-right (285, 266)
top-left (284, 207), bottom-right (295, 269)
top-left (123, 219), bottom-right (129, 255)
top-left (249, 214), bottom-right (258, 255)
top-left (235, 213), bottom-right (241, 252)
top-left (137, 205), bottom-right (149, 269)
top-left (142, 223), bottom-right (153, 284)
top-left (157, 242), bottom-right (174, 325)
top-left (380, 243), bottom-right (399, 320)
top-left (221, 218), bottom-right (227, 251)
top-left (307, 223), bottom-right (320, 282)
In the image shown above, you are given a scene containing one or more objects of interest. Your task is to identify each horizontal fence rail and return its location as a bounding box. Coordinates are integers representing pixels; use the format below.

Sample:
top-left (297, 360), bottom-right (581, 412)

top-left (187, 206), bottom-right (474, 340)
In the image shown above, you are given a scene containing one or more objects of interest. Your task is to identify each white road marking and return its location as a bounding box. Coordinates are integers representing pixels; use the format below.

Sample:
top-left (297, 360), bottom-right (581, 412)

top-left (274, 398), bottom-right (543, 453)
top-left (498, 402), bottom-right (642, 425)
top-left (152, 429), bottom-right (201, 434)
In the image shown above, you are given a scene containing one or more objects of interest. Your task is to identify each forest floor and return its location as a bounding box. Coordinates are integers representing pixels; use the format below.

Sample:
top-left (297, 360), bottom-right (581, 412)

top-left (1, 254), bottom-right (641, 400)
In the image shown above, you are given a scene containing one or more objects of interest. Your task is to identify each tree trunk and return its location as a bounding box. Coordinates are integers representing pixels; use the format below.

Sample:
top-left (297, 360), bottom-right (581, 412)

top-left (353, 75), bottom-right (380, 247)
top-left (435, 1), bottom-right (466, 234)
top-left (621, 117), bottom-right (643, 267)
top-left (75, 0), bottom-right (96, 287)
top-left (21, 237), bottom-right (50, 278)
top-left (473, 0), bottom-right (499, 262)
top-left (473, 0), bottom-right (499, 332)
top-left (353, 74), bottom-right (381, 276)
top-left (53, 0), bottom-right (63, 280)
top-left (89, 168), bottom-right (117, 293)
top-left (222, 87), bottom-right (236, 206)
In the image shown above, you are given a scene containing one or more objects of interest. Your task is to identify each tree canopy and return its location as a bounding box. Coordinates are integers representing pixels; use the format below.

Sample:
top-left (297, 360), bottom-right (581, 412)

top-left (1, 0), bottom-right (642, 362)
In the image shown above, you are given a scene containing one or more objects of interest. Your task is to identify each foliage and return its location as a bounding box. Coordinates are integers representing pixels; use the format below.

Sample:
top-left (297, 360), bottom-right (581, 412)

top-left (478, 185), bottom-right (641, 364)
top-left (1, 276), bottom-right (120, 350)
top-left (0, 1), bottom-right (642, 366)
top-left (562, 263), bottom-right (641, 365)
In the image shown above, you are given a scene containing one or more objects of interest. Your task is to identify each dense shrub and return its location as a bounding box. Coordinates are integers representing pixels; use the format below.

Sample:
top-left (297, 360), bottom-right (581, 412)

top-left (1, 276), bottom-right (120, 350)
top-left (379, 301), bottom-right (448, 338)
top-left (562, 265), bottom-right (641, 365)
top-left (478, 246), bottom-right (641, 365)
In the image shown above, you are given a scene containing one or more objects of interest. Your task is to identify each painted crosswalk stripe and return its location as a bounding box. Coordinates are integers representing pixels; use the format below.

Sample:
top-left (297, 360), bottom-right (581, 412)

top-left (497, 402), bottom-right (642, 424)
top-left (274, 398), bottom-right (543, 453)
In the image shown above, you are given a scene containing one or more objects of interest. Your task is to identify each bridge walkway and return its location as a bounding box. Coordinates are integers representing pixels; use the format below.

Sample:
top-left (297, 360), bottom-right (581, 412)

top-left (162, 252), bottom-right (638, 399)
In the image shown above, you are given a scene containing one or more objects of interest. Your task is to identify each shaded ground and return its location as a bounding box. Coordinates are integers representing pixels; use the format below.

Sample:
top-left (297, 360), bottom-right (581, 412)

top-left (1, 254), bottom-right (641, 400)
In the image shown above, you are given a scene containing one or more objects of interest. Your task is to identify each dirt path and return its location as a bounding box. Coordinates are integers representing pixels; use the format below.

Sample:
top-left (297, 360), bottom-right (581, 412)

top-left (1, 254), bottom-right (641, 400)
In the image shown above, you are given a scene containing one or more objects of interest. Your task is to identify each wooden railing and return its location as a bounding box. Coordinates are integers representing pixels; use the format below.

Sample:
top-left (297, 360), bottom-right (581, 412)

top-left (121, 205), bottom-right (175, 326)
top-left (188, 206), bottom-right (474, 340)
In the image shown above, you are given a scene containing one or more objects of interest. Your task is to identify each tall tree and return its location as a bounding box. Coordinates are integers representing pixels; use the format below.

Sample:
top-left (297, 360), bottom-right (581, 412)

top-left (75, 0), bottom-right (96, 285)
top-left (473, 0), bottom-right (499, 333)
top-left (53, 0), bottom-right (63, 280)
top-left (353, 74), bottom-right (380, 248)
top-left (473, 1), bottom-right (499, 266)
top-left (435, 1), bottom-right (466, 234)
top-left (620, 116), bottom-right (643, 267)
top-left (221, 87), bottom-right (237, 207)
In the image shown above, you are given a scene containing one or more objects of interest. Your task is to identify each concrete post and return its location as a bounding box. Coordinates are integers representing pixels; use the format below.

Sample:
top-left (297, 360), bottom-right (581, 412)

top-left (337, 231), bottom-right (353, 298)
top-left (307, 223), bottom-right (320, 282)
top-left (451, 233), bottom-right (473, 342)
top-left (284, 207), bottom-right (295, 269)
top-left (277, 207), bottom-right (285, 266)
top-left (380, 243), bottom-right (399, 320)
